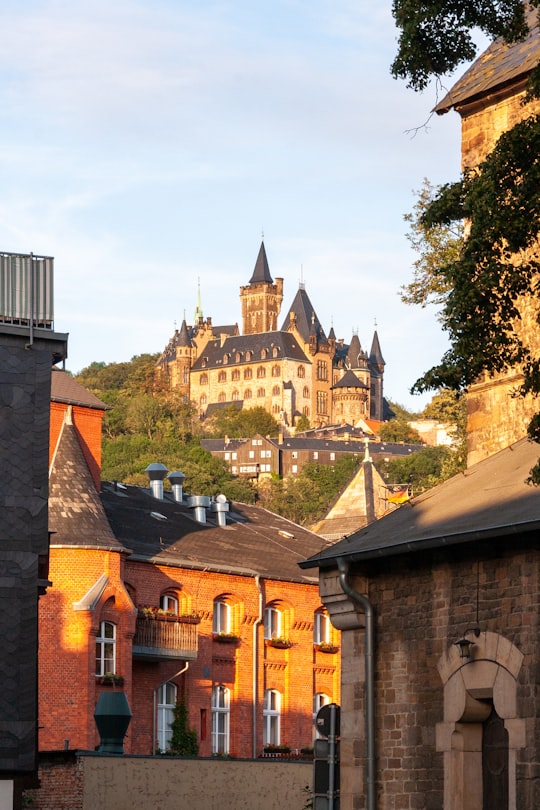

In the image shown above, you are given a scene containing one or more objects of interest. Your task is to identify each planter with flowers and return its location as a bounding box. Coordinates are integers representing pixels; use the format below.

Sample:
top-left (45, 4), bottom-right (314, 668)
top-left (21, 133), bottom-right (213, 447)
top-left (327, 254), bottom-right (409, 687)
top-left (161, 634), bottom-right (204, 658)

top-left (265, 637), bottom-right (293, 650)
top-left (262, 744), bottom-right (291, 757)
top-left (138, 606), bottom-right (201, 624)
top-left (212, 632), bottom-right (240, 644)
top-left (98, 673), bottom-right (125, 687)
top-left (314, 642), bottom-right (339, 654)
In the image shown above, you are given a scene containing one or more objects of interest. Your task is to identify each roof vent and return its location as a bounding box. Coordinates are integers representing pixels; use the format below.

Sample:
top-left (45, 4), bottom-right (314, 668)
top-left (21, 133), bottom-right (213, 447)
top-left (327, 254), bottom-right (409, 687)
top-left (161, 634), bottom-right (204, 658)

top-left (187, 494), bottom-right (211, 524)
top-left (145, 463), bottom-right (168, 500)
top-left (167, 471), bottom-right (186, 502)
top-left (211, 494), bottom-right (229, 527)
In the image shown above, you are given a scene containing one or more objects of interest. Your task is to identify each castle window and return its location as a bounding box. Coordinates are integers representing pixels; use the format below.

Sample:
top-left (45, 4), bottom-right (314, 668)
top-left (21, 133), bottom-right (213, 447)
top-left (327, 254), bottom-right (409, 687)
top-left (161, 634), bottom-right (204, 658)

top-left (218, 370), bottom-right (227, 383)
top-left (303, 386), bottom-right (310, 399)
top-left (272, 347), bottom-right (279, 358)
top-left (232, 390), bottom-right (240, 401)
top-left (223, 354), bottom-right (229, 364)
top-left (244, 367), bottom-right (252, 380)
top-left (297, 366), bottom-right (305, 378)
top-left (244, 389), bottom-right (252, 399)
top-left (316, 361), bottom-right (328, 381)
top-left (232, 369), bottom-right (240, 381)
top-left (257, 366), bottom-right (266, 378)
top-left (218, 392), bottom-right (226, 403)
top-left (201, 358), bottom-right (207, 368)
top-left (316, 391), bottom-right (328, 415)
top-left (271, 365), bottom-right (280, 377)
top-left (200, 373), bottom-right (208, 385)
top-left (200, 394), bottom-right (207, 407)
top-left (272, 385), bottom-right (280, 396)
top-left (245, 351), bottom-right (252, 361)
top-left (235, 352), bottom-right (241, 363)
top-left (302, 406), bottom-right (310, 417)
top-left (261, 348), bottom-right (268, 359)
top-left (257, 388), bottom-right (265, 398)
top-left (183, 368), bottom-right (189, 384)
top-left (272, 404), bottom-right (280, 414)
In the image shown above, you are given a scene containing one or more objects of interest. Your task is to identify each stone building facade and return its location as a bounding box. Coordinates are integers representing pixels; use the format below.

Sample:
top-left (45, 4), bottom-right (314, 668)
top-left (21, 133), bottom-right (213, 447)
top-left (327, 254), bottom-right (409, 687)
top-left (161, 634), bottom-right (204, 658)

top-left (435, 5), bottom-right (540, 465)
top-left (157, 242), bottom-right (385, 428)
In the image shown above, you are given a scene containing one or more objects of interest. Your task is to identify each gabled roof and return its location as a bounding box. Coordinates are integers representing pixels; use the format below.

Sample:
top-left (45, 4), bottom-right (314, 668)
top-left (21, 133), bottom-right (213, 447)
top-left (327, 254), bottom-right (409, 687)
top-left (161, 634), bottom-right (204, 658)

top-left (48, 416), bottom-right (126, 550)
top-left (300, 437), bottom-right (540, 569)
top-left (435, 4), bottom-right (540, 113)
top-left (51, 369), bottom-right (109, 410)
top-left (191, 330), bottom-right (309, 370)
top-left (248, 241), bottom-right (273, 284)
top-left (281, 286), bottom-right (328, 344)
top-left (100, 483), bottom-right (329, 583)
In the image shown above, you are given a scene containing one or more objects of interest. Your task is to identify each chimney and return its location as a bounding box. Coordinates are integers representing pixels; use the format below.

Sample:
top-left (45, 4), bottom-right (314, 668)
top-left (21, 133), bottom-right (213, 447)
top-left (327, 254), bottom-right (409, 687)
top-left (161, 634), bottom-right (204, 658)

top-left (167, 471), bottom-right (186, 502)
top-left (187, 494), bottom-right (211, 523)
top-left (211, 494), bottom-right (229, 527)
top-left (145, 463), bottom-right (168, 500)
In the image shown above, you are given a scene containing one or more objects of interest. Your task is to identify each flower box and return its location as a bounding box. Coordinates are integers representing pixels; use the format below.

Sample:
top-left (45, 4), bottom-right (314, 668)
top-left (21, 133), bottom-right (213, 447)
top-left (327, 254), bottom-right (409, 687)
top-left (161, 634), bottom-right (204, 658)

top-left (98, 674), bottom-right (125, 687)
top-left (138, 607), bottom-right (201, 624)
top-left (212, 633), bottom-right (240, 644)
top-left (265, 638), bottom-right (292, 650)
top-left (314, 643), bottom-right (339, 654)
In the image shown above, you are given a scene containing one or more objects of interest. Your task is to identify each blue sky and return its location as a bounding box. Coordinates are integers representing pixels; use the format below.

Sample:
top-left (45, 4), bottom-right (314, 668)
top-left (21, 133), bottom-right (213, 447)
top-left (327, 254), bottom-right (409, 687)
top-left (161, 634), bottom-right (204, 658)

top-left (0, 1), bottom-right (472, 410)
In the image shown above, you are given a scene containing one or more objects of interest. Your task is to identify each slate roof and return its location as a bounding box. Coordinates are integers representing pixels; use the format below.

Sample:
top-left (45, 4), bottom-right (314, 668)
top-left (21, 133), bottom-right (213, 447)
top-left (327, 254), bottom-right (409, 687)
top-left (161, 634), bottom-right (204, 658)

top-left (267, 436), bottom-right (422, 457)
top-left (331, 369), bottom-right (369, 390)
top-left (248, 241), bottom-right (273, 284)
top-left (300, 437), bottom-right (540, 570)
top-left (435, 4), bottom-right (540, 113)
top-left (48, 418), bottom-right (126, 550)
top-left (281, 286), bottom-right (328, 345)
top-left (100, 482), bottom-right (328, 583)
top-left (51, 369), bottom-right (109, 410)
top-left (191, 330), bottom-right (309, 370)
top-left (369, 330), bottom-right (385, 368)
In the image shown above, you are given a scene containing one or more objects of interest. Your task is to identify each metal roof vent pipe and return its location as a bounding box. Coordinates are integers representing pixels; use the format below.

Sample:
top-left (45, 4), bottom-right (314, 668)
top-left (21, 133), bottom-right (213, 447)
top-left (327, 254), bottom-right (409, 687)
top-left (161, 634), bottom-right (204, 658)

top-left (168, 471), bottom-right (186, 502)
top-left (145, 463), bottom-right (168, 500)
top-left (187, 494), bottom-right (211, 523)
top-left (211, 494), bottom-right (229, 527)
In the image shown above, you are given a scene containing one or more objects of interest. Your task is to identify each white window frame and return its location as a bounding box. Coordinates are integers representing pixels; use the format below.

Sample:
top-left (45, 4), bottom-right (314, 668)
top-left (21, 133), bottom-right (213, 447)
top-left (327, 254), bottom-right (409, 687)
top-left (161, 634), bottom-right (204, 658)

top-left (157, 682), bottom-right (177, 751)
top-left (263, 689), bottom-right (281, 746)
top-left (96, 620), bottom-right (116, 676)
top-left (313, 692), bottom-right (331, 738)
top-left (213, 600), bottom-right (231, 634)
top-left (264, 606), bottom-right (282, 640)
top-left (211, 685), bottom-right (230, 754)
top-left (314, 611), bottom-right (331, 645)
top-left (160, 594), bottom-right (178, 614)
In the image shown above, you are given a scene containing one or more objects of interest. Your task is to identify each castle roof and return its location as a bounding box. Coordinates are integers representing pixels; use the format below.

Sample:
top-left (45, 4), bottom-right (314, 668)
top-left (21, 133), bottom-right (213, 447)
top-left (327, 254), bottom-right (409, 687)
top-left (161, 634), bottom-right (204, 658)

top-left (248, 241), bottom-right (273, 284)
top-left (331, 369), bottom-right (369, 390)
top-left (51, 368), bottom-right (109, 410)
top-left (191, 330), bottom-right (309, 370)
top-left (281, 285), bottom-right (328, 344)
top-left (369, 330), bottom-right (385, 367)
top-left (176, 319), bottom-right (191, 347)
top-left (435, 4), bottom-right (540, 114)
top-left (346, 334), bottom-right (364, 368)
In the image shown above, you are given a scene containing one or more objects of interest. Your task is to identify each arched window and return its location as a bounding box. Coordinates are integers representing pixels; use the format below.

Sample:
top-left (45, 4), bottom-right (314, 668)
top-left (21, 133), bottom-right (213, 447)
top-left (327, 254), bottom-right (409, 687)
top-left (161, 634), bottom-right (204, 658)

top-left (212, 685), bottom-right (230, 755)
top-left (271, 365), bottom-right (281, 377)
top-left (297, 365), bottom-right (305, 378)
top-left (235, 352), bottom-right (241, 363)
top-left (232, 369), bottom-right (240, 381)
top-left (232, 390), bottom-right (240, 401)
top-left (200, 373), bottom-right (208, 385)
top-left (212, 599), bottom-right (231, 634)
top-left (303, 406), bottom-right (310, 417)
top-left (314, 610), bottom-right (331, 644)
top-left (218, 370), bottom-right (227, 383)
top-left (263, 690), bottom-right (281, 746)
top-left (257, 366), bottom-right (266, 378)
top-left (245, 351), bottom-right (252, 362)
top-left (223, 354), bottom-right (229, 364)
top-left (272, 347), bottom-right (279, 358)
top-left (272, 404), bottom-right (280, 414)
top-left (272, 385), bottom-right (280, 397)
top-left (264, 605), bottom-right (282, 640)
top-left (218, 392), bottom-right (226, 403)
top-left (257, 388), bottom-right (265, 398)
top-left (261, 348), bottom-right (268, 359)
top-left (160, 594), bottom-right (178, 614)
top-left (200, 394), bottom-right (207, 408)
top-left (244, 389), bottom-right (252, 399)
top-left (96, 621), bottom-right (116, 676)
top-left (157, 682), bottom-right (177, 751)
top-left (244, 367), bottom-right (253, 380)
top-left (303, 386), bottom-right (310, 399)
top-left (183, 368), bottom-right (189, 384)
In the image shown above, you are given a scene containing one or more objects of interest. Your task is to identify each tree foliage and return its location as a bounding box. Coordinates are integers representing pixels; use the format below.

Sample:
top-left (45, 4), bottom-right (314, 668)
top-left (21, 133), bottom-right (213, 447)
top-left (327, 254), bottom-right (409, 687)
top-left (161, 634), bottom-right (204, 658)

top-left (205, 405), bottom-right (278, 439)
top-left (378, 445), bottom-right (455, 496)
top-left (378, 419), bottom-right (422, 444)
top-left (391, 1), bottom-right (538, 90)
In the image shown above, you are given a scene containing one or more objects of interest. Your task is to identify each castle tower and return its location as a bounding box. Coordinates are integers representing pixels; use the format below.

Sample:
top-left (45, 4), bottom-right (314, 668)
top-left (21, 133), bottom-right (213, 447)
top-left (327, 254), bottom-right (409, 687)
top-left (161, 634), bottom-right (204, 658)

top-left (240, 241), bottom-right (283, 335)
top-left (368, 329), bottom-right (385, 421)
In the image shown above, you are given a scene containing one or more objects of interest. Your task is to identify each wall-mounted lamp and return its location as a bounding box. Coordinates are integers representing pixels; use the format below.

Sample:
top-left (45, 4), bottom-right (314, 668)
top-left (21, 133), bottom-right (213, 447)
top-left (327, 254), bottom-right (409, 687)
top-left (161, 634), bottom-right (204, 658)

top-left (454, 628), bottom-right (480, 660)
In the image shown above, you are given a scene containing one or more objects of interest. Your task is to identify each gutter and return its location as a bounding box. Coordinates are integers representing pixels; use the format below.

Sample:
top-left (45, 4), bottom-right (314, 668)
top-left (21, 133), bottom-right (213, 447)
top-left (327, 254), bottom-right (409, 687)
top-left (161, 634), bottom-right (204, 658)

top-left (337, 558), bottom-right (376, 810)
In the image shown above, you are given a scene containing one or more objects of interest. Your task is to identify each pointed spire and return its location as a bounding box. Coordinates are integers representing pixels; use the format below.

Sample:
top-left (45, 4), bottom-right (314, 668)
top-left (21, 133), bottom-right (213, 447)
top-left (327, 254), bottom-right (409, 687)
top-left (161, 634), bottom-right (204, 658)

top-left (369, 329), bottom-right (385, 368)
top-left (249, 241), bottom-right (273, 284)
top-left (346, 333), bottom-right (362, 368)
top-left (194, 278), bottom-right (203, 323)
top-left (177, 319), bottom-right (191, 347)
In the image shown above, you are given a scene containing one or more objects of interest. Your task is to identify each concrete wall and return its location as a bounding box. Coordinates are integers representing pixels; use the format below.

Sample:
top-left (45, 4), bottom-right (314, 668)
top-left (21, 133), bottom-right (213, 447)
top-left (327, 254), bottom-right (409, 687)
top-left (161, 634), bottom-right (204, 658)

top-left (25, 754), bottom-right (312, 810)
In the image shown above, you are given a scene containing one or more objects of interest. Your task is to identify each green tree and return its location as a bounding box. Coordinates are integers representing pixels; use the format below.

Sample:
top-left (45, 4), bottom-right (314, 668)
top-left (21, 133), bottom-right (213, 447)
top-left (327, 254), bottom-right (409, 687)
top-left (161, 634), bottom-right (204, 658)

top-left (205, 405), bottom-right (278, 439)
top-left (379, 445), bottom-right (453, 496)
top-left (378, 420), bottom-right (422, 444)
top-left (295, 414), bottom-right (311, 434)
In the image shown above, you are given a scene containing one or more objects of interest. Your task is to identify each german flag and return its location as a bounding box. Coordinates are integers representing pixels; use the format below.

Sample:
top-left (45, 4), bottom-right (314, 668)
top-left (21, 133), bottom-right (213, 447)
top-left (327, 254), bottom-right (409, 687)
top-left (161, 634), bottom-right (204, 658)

top-left (386, 485), bottom-right (411, 505)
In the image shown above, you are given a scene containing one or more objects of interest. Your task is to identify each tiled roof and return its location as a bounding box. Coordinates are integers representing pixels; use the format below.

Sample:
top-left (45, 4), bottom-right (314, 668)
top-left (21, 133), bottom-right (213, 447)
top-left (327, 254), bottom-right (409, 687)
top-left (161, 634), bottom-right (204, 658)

top-left (435, 5), bottom-right (540, 113)
top-left (100, 483), bottom-right (329, 583)
top-left (300, 437), bottom-right (540, 569)
top-left (51, 369), bottom-right (109, 410)
top-left (48, 419), bottom-right (126, 550)
top-left (191, 330), bottom-right (309, 370)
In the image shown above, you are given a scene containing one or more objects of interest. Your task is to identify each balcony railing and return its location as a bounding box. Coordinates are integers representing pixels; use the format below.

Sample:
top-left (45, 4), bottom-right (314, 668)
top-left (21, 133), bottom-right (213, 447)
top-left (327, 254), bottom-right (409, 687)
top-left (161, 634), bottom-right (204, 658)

top-left (132, 615), bottom-right (199, 661)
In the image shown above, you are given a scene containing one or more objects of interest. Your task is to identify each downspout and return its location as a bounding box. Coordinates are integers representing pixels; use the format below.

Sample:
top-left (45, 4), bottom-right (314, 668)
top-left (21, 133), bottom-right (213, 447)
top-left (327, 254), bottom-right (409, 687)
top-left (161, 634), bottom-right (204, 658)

top-left (337, 557), bottom-right (376, 810)
top-left (252, 574), bottom-right (264, 758)
top-left (152, 661), bottom-right (190, 755)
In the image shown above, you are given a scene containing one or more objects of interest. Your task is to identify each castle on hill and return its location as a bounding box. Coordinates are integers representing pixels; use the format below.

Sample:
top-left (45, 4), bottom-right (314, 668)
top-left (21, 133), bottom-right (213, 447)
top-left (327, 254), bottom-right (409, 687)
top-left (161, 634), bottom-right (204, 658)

top-left (157, 241), bottom-right (385, 429)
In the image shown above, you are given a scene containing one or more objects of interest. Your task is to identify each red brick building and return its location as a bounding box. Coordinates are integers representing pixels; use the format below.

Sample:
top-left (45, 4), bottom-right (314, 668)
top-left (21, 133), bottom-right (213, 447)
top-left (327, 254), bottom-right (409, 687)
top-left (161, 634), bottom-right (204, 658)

top-left (42, 371), bottom-right (339, 757)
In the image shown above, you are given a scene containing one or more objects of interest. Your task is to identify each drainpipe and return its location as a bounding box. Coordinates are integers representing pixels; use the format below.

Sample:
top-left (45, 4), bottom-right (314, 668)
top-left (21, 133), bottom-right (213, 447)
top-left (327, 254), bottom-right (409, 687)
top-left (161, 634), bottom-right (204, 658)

top-left (152, 661), bottom-right (190, 755)
top-left (252, 574), bottom-right (264, 758)
top-left (337, 557), bottom-right (376, 810)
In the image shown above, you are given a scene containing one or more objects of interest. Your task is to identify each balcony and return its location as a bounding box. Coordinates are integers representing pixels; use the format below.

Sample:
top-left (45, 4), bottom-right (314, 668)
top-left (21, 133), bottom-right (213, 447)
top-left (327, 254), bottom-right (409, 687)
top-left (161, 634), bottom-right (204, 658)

top-left (132, 615), bottom-right (199, 661)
